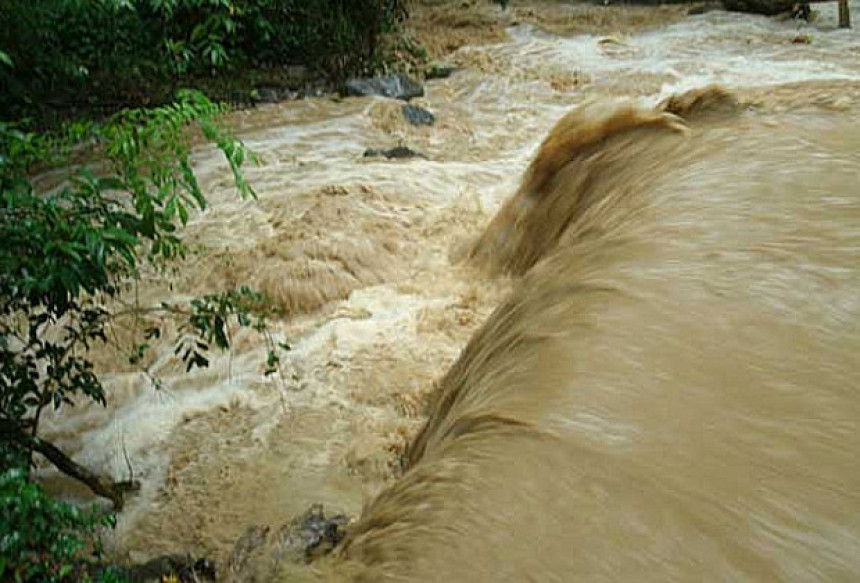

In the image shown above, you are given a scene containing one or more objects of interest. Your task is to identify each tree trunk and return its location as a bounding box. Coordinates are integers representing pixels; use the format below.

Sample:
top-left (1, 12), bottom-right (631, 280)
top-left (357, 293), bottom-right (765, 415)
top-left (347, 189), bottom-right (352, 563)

top-left (0, 419), bottom-right (139, 510)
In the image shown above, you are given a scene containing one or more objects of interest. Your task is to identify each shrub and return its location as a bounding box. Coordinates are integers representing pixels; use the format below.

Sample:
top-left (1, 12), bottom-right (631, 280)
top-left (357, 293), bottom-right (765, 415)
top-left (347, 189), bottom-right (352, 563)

top-left (0, 468), bottom-right (121, 583)
top-left (0, 0), bottom-right (408, 125)
top-left (0, 90), bottom-right (282, 510)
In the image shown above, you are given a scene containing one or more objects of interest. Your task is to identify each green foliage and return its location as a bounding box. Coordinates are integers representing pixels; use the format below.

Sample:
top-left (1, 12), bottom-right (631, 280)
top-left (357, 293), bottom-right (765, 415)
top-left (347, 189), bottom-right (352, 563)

top-left (0, 58), bottom-right (280, 581)
top-left (0, 0), bottom-right (409, 124)
top-left (179, 287), bottom-right (269, 367)
top-left (0, 91), bottom-right (253, 307)
top-left (0, 90), bottom-right (273, 497)
top-left (0, 468), bottom-right (122, 583)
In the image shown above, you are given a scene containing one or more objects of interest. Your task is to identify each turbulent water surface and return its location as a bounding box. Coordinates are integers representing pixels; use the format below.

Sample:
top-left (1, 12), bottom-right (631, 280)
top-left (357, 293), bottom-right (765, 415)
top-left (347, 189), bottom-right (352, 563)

top-left (40, 2), bottom-right (860, 580)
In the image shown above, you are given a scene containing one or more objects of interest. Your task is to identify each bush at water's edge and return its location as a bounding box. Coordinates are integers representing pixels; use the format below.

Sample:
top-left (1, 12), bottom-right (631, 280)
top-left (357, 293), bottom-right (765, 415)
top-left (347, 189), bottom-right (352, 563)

top-left (0, 0), bottom-right (412, 129)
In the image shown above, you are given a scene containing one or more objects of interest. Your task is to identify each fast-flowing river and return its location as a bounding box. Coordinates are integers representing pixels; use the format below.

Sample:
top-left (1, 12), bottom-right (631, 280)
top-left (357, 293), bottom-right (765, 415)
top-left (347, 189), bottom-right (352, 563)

top-left (40, 2), bottom-right (860, 580)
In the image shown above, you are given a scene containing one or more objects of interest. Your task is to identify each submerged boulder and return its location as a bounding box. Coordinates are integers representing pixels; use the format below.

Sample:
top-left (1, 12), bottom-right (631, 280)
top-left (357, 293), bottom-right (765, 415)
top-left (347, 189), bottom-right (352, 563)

top-left (283, 503), bottom-right (350, 561)
top-left (363, 146), bottom-right (427, 159)
top-left (345, 74), bottom-right (424, 101)
top-left (402, 104), bottom-right (436, 126)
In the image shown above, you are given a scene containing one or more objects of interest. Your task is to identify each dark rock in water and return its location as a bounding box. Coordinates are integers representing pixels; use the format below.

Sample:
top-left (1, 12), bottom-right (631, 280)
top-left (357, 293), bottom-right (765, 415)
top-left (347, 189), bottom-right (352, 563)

top-left (364, 146), bottom-right (427, 160)
top-left (425, 65), bottom-right (460, 80)
top-left (688, 2), bottom-right (724, 14)
top-left (345, 74), bottom-right (424, 101)
top-left (402, 104), bottom-right (436, 126)
top-left (722, 0), bottom-right (795, 15)
top-left (253, 87), bottom-right (281, 103)
top-left (281, 503), bottom-right (350, 561)
top-left (225, 505), bottom-right (351, 580)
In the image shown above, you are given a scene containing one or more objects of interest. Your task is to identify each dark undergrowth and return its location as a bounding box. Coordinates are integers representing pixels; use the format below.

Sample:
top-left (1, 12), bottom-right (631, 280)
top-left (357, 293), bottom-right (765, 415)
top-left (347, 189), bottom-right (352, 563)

top-left (0, 0), bottom-right (412, 129)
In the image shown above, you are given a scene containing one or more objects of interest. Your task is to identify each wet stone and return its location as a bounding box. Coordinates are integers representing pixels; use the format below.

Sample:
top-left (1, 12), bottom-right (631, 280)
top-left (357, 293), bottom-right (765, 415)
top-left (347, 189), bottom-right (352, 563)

top-left (402, 104), bottom-right (436, 126)
top-left (345, 74), bottom-right (424, 101)
top-left (363, 146), bottom-right (427, 159)
top-left (279, 503), bottom-right (350, 562)
top-left (224, 505), bottom-right (351, 580)
top-left (253, 87), bottom-right (280, 103)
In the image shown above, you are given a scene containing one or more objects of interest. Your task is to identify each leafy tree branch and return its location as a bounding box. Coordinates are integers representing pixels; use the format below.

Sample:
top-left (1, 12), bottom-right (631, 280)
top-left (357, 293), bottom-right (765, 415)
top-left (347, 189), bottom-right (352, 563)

top-left (0, 90), bottom-right (282, 513)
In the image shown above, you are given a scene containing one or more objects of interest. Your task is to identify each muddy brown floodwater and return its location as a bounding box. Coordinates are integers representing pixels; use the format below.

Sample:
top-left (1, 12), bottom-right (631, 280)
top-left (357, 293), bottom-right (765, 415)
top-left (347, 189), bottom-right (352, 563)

top-left (38, 1), bottom-right (860, 581)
